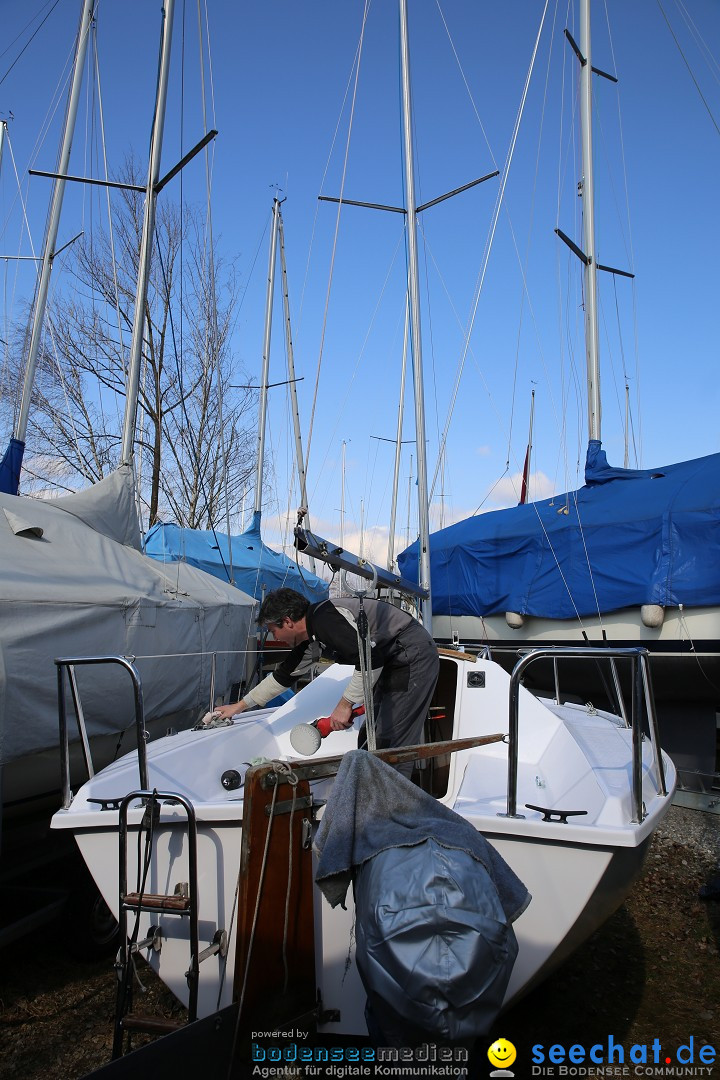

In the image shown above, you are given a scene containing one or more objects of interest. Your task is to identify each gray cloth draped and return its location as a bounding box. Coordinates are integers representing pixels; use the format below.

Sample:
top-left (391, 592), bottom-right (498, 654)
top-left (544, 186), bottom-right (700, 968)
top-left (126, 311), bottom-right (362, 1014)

top-left (314, 749), bottom-right (530, 922)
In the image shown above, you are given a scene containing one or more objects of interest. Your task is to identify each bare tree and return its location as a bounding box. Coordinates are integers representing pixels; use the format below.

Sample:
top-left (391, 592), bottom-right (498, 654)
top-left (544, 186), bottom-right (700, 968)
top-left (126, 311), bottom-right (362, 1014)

top-left (4, 157), bottom-right (256, 528)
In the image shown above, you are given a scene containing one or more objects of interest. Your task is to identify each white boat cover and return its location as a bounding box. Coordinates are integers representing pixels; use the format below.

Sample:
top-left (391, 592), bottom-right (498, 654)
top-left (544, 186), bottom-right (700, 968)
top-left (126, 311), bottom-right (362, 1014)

top-left (0, 467), bottom-right (256, 767)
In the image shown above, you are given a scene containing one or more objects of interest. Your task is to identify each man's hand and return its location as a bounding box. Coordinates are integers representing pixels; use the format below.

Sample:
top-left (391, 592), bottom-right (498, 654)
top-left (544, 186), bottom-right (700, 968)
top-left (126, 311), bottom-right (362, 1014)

top-left (327, 698), bottom-right (355, 731)
top-left (213, 700), bottom-right (248, 721)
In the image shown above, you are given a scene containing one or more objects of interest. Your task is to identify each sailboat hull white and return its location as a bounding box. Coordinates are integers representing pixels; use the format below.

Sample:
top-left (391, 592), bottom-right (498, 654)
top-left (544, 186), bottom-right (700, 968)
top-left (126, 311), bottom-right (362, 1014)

top-left (52, 653), bottom-right (675, 1033)
top-left (52, 652), bottom-right (677, 1032)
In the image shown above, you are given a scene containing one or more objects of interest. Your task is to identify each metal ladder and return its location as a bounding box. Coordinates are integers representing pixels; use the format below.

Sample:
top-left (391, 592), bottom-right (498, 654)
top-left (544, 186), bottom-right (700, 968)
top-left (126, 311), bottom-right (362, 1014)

top-left (112, 789), bottom-right (227, 1058)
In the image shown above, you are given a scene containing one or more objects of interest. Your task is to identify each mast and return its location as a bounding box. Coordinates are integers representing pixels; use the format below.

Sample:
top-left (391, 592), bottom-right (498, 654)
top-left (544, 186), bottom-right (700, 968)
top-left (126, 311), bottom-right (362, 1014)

top-left (519, 387), bottom-right (535, 505)
top-left (387, 298), bottom-right (409, 573)
top-left (579, 0), bottom-right (601, 443)
top-left (398, 0), bottom-right (432, 631)
top-left (14, 0), bottom-right (95, 456)
top-left (252, 197), bottom-right (281, 520)
top-left (340, 440), bottom-right (346, 549)
top-left (120, 0), bottom-right (176, 463)
top-left (276, 203), bottom-right (316, 572)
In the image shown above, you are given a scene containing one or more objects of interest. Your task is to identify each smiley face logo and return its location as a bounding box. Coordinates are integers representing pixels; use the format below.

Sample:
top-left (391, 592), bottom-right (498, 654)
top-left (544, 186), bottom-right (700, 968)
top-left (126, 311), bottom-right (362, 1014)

top-left (488, 1038), bottom-right (517, 1071)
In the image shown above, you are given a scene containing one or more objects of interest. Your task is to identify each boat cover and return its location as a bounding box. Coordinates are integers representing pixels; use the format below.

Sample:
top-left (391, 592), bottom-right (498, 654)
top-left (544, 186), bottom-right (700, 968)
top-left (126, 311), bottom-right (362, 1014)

top-left (314, 751), bottom-right (530, 1042)
top-left (144, 511), bottom-right (328, 603)
top-left (0, 437), bottom-right (24, 497)
top-left (354, 840), bottom-right (518, 1041)
top-left (0, 466), bottom-right (255, 767)
top-left (398, 443), bottom-right (720, 619)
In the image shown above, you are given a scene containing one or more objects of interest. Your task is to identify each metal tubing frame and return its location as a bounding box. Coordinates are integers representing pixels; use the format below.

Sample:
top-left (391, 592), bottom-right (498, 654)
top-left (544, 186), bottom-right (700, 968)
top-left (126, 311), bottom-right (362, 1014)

top-left (15, 0), bottom-right (96, 447)
top-left (120, 0), bottom-right (176, 462)
top-left (398, 0), bottom-right (432, 630)
top-left (640, 656), bottom-right (668, 797)
top-left (67, 665), bottom-right (95, 780)
top-left (253, 197), bottom-right (281, 516)
top-left (55, 655), bottom-right (146, 808)
top-left (505, 646), bottom-right (667, 821)
top-left (579, 0), bottom-right (601, 441)
top-left (115, 788), bottom-right (201, 1050)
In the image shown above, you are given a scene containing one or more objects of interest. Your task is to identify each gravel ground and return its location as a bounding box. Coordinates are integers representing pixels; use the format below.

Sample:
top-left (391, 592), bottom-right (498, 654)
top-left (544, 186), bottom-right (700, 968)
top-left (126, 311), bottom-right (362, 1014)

top-left (0, 804), bottom-right (718, 1079)
top-left (655, 802), bottom-right (720, 857)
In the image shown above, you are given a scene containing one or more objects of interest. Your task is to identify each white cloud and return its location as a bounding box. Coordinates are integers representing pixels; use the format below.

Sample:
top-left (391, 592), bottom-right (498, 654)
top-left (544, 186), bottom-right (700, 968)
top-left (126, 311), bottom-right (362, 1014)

top-left (485, 470), bottom-right (556, 511)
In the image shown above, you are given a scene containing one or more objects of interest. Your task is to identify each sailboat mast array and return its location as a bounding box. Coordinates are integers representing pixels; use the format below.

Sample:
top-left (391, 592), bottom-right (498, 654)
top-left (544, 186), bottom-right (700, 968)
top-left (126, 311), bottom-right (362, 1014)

top-left (398, 0), bottom-right (432, 630)
top-left (276, 206), bottom-right (318, 573)
top-left (12, 0), bottom-right (95, 478)
top-left (252, 198), bottom-right (281, 522)
top-left (119, 0), bottom-right (176, 465)
top-left (387, 301), bottom-right (410, 573)
top-left (579, 0), bottom-right (601, 442)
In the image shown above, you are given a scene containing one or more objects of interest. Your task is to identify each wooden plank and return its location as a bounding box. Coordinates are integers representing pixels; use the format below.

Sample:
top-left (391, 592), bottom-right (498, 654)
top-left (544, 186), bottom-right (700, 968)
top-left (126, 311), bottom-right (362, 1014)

top-left (233, 766), bottom-right (316, 1022)
top-left (123, 892), bottom-right (190, 912)
top-left (285, 732), bottom-right (506, 783)
top-left (437, 645), bottom-right (478, 662)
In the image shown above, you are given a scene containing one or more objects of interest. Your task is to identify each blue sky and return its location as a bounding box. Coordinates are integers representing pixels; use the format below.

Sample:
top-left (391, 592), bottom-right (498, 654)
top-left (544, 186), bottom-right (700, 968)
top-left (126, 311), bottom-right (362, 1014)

top-left (1, 0), bottom-right (718, 567)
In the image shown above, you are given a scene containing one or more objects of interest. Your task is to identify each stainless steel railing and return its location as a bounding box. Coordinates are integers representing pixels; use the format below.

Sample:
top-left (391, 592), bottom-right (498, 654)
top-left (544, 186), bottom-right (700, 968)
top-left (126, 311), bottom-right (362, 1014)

top-left (55, 655), bottom-right (147, 809)
top-left (503, 646), bottom-right (668, 823)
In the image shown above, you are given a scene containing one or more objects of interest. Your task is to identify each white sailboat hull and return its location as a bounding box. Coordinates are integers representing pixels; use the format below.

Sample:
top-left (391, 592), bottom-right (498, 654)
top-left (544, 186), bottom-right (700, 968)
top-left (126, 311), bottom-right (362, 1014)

top-left (52, 653), bottom-right (675, 1031)
top-left (434, 604), bottom-right (720, 659)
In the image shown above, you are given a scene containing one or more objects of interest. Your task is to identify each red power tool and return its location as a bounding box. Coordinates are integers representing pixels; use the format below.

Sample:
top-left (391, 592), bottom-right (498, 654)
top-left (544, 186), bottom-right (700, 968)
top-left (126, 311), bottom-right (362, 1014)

top-left (290, 704), bottom-right (365, 755)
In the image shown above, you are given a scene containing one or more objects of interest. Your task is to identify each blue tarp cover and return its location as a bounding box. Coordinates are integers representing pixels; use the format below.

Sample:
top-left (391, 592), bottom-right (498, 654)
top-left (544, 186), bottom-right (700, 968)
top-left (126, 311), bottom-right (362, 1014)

top-left (144, 513), bottom-right (328, 603)
top-left (0, 438), bottom-right (24, 496)
top-left (397, 443), bottom-right (720, 619)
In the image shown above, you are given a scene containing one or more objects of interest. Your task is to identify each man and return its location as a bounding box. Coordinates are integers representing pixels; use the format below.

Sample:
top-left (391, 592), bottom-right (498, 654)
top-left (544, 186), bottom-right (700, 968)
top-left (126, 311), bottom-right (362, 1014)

top-left (214, 587), bottom-right (439, 762)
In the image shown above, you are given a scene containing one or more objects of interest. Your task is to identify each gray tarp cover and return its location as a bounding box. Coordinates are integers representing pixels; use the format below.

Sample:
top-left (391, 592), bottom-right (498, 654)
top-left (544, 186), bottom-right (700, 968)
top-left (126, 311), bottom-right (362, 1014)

top-left (0, 467), bottom-right (255, 769)
top-left (314, 751), bottom-right (531, 1041)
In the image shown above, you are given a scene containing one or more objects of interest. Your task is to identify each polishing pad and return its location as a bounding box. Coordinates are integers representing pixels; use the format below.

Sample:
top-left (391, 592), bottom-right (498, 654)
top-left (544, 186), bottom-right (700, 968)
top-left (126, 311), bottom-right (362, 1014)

top-left (290, 722), bottom-right (323, 755)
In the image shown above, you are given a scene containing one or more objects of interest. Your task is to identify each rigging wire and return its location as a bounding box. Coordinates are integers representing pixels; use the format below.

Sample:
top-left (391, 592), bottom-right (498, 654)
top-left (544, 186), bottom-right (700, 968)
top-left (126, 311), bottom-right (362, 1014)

top-left (672, 0), bottom-right (720, 83)
top-left (505, 0), bottom-right (562, 472)
top-left (304, 0), bottom-right (372, 481)
top-left (428, 1), bottom-right (551, 504)
top-left (292, 16), bottom-right (379, 383)
top-left (35, 46), bottom-right (99, 492)
top-left (424, 0), bottom-right (613, 639)
top-left (0, 0), bottom-right (63, 88)
top-left (195, 0), bottom-right (233, 568)
top-left (656, 0), bottom-right (720, 138)
top-left (306, 229), bottom-right (405, 513)
top-left (91, 19), bottom-right (126, 424)
top-left (0, 133), bottom-right (40, 410)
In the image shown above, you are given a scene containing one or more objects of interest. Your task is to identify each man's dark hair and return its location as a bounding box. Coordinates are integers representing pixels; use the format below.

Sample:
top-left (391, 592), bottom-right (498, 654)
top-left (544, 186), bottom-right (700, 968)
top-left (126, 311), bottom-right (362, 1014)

top-left (257, 588), bottom-right (311, 626)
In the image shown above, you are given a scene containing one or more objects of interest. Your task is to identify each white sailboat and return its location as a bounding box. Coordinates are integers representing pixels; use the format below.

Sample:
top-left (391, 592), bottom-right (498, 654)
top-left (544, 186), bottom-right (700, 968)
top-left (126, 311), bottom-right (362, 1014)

top-left (51, 0), bottom-right (676, 1055)
top-left (0, 0), bottom-right (254, 831)
top-left (396, 1), bottom-right (720, 807)
top-left (52, 647), bottom-right (674, 1034)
